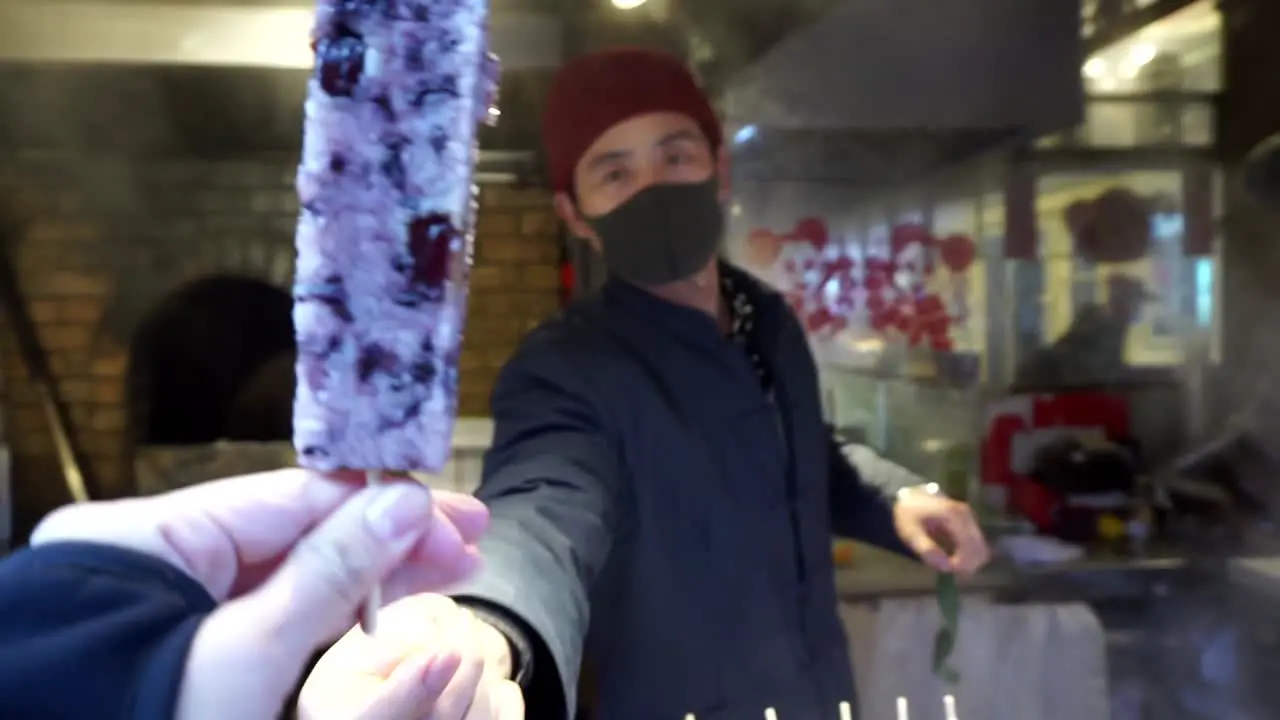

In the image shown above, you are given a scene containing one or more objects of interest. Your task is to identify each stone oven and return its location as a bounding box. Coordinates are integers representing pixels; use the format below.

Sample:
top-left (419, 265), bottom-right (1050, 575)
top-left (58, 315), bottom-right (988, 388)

top-left (0, 63), bottom-right (564, 539)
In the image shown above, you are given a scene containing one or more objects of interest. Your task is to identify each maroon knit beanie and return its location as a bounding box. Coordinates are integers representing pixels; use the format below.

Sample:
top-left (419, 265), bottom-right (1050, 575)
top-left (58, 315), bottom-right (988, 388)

top-left (541, 47), bottom-right (723, 194)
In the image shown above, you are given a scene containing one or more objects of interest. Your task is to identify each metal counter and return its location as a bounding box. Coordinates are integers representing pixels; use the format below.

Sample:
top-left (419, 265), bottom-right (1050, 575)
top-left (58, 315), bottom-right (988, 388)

top-left (840, 542), bottom-right (1273, 719)
top-left (836, 542), bottom-right (1197, 603)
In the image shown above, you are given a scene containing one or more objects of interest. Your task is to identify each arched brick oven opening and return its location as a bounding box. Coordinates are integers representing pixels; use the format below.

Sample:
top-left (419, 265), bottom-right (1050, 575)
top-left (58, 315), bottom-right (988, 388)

top-left (127, 275), bottom-right (296, 491)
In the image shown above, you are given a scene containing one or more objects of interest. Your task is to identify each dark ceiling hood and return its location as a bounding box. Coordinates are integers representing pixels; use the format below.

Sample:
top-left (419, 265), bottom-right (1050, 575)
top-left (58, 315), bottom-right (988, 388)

top-left (0, 63), bottom-right (542, 157)
top-left (0, 1), bottom-right (564, 156)
top-left (0, 2), bottom-right (562, 69)
top-left (721, 0), bottom-right (1084, 134)
top-left (729, 127), bottom-right (1020, 185)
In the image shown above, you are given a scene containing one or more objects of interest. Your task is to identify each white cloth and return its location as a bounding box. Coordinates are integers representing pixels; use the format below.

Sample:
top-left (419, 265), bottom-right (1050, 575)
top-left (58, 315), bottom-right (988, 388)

top-left (841, 598), bottom-right (1111, 720)
top-left (996, 535), bottom-right (1086, 566)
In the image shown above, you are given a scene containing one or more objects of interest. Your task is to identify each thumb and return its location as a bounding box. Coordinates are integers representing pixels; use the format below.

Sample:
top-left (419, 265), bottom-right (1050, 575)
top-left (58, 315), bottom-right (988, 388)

top-left (898, 522), bottom-right (952, 572)
top-left (247, 481), bottom-right (435, 661)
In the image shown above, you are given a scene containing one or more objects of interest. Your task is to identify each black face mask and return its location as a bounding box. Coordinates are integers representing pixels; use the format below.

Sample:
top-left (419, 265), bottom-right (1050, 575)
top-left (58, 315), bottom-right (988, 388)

top-left (583, 178), bottom-right (724, 286)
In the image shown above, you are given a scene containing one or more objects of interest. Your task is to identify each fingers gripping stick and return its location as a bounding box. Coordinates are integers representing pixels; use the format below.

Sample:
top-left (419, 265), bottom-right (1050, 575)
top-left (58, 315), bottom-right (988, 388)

top-left (358, 470), bottom-right (383, 634)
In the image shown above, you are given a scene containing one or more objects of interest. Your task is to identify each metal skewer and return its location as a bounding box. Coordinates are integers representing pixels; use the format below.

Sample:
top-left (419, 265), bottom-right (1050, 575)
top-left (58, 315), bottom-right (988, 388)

top-left (359, 470), bottom-right (385, 634)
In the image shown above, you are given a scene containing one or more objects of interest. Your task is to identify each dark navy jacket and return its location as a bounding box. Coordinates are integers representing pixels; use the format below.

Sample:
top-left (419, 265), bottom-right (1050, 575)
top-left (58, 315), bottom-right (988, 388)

top-left (0, 542), bottom-right (215, 718)
top-left (454, 265), bottom-right (913, 719)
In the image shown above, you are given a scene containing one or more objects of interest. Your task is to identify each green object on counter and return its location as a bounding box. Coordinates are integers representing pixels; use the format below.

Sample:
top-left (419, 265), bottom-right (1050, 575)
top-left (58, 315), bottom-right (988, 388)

top-left (932, 572), bottom-right (960, 684)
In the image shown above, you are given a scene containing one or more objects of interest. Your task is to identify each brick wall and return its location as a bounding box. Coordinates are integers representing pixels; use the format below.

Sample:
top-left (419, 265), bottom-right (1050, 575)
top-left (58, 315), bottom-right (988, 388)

top-left (0, 150), bottom-right (561, 539)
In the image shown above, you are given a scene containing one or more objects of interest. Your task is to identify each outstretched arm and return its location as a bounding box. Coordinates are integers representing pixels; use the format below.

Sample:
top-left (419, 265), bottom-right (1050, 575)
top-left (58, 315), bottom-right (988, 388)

top-left (449, 330), bottom-right (624, 718)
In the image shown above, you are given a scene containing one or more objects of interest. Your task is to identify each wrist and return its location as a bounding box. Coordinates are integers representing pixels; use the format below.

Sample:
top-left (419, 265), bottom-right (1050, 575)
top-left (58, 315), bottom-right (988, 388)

top-left (473, 618), bottom-right (515, 679)
top-left (461, 602), bottom-right (533, 684)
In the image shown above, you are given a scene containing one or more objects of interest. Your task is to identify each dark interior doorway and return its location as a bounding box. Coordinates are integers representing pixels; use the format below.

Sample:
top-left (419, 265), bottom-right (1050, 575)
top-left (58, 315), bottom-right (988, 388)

top-left (128, 275), bottom-right (296, 445)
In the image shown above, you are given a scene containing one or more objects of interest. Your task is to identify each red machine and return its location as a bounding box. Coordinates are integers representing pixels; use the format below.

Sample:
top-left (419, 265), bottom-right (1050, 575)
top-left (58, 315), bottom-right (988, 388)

top-left (981, 390), bottom-right (1132, 532)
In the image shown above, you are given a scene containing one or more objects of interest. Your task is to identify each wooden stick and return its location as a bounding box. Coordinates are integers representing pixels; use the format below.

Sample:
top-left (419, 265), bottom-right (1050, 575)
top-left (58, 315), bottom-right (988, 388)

top-left (896, 697), bottom-right (910, 720)
top-left (763, 708), bottom-right (778, 720)
top-left (358, 470), bottom-right (384, 634)
top-left (838, 701), bottom-right (853, 720)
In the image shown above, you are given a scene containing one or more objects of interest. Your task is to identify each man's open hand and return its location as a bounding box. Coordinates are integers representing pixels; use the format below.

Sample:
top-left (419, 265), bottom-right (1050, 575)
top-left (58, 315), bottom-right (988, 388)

top-left (300, 594), bottom-right (524, 720)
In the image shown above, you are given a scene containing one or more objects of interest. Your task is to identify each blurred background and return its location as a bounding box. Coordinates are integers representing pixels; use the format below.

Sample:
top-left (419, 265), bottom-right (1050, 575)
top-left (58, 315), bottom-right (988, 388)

top-left (3, 0), bottom-right (1280, 717)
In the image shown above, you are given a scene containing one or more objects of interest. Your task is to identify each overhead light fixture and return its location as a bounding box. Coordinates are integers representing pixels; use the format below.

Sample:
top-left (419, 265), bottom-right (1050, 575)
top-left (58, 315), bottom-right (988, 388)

top-left (1082, 58), bottom-right (1107, 79)
top-left (611, 0), bottom-right (648, 8)
top-left (1128, 43), bottom-right (1157, 67)
top-left (733, 124), bottom-right (758, 145)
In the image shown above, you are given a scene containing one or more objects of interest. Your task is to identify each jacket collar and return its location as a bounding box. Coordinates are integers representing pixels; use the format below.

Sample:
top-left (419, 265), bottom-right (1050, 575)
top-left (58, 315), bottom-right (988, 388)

top-left (601, 259), bottom-right (787, 349)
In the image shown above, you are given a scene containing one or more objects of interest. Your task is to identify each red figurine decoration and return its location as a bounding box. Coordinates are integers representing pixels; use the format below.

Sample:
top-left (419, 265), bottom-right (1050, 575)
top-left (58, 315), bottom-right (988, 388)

top-left (740, 217), bottom-right (976, 351)
top-left (864, 223), bottom-right (961, 350)
top-left (749, 216), bottom-right (859, 339)
top-left (744, 227), bottom-right (783, 268)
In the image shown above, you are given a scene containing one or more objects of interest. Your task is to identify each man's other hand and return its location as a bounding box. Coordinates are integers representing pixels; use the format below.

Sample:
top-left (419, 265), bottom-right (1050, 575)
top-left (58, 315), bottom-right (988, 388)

top-left (893, 486), bottom-right (991, 575)
top-left (300, 594), bottom-right (523, 720)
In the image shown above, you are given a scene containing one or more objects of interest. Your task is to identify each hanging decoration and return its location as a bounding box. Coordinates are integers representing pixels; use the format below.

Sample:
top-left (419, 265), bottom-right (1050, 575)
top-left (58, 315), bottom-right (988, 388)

top-left (1064, 186), bottom-right (1153, 264)
top-left (938, 233), bottom-right (977, 273)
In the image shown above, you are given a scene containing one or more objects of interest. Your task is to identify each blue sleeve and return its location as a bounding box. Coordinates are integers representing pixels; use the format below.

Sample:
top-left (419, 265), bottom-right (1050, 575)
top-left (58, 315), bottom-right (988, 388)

top-left (449, 327), bottom-right (623, 720)
top-left (827, 438), bottom-right (916, 558)
top-left (0, 541), bottom-right (215, 720)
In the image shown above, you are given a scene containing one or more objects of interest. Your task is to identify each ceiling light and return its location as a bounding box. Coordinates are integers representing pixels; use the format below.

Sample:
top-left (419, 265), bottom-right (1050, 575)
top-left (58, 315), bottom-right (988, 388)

top-left (611, 0), bottom-right (648, 9)
top-left (1129, 43), bottom-right (1157, 67)
top-left (1082, 58), bottom-right (1107, 79)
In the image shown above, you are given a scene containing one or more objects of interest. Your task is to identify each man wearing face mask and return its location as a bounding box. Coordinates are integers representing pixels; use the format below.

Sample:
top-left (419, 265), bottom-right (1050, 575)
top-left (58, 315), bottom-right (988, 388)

top-left (302, 47), bottom-right (989, 720)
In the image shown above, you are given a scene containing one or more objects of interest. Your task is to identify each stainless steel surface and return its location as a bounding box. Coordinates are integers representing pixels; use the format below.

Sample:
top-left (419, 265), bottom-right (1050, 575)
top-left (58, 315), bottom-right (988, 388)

top-left (39, 384), bottom-right (91, 503)
top-left (837, 542), bottom-right (1213, 603)
top-left (1227, 556), bottom-right (1280, 595)
top-left (0, 1), bottom-right (563, 69)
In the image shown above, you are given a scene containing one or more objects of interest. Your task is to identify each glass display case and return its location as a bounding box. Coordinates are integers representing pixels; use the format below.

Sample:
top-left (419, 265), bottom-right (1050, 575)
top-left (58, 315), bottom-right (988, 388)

top-left (720, 0), bottom-right (1224, 522)
top-left (730, 155), bottom-right (1219, 513)
top-left (823, 366), bottom-right (982, 501)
